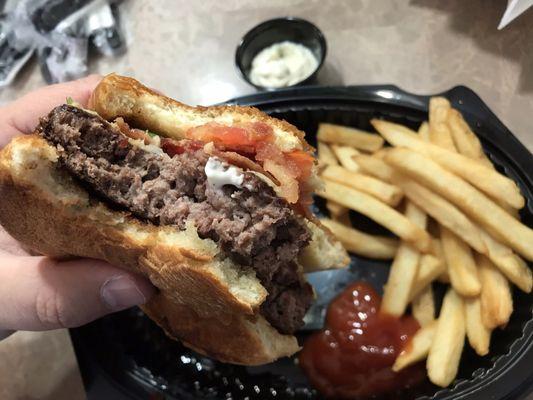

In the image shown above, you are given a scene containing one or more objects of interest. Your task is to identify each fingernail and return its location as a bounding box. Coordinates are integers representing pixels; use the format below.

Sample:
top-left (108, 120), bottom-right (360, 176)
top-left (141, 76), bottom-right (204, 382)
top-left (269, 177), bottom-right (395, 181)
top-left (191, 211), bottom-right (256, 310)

top-left (101, 275), bottom-right (147, 311)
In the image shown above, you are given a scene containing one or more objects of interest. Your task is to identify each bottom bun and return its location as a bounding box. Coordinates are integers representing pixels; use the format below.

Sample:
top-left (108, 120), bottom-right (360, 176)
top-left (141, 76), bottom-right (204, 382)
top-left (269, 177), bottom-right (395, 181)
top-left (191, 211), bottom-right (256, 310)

top-left (0, 135), bottom-right (299, 364)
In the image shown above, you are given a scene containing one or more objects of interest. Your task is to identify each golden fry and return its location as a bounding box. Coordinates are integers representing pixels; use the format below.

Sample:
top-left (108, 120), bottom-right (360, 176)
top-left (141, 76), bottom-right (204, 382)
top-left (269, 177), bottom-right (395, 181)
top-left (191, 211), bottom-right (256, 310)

top-left (320, 180), bottom-right (431, 252)
top-left (317, 123), bottom-right (384, 152)
top-left (320, 218), bottom-right (399, 260)
top-left (321, 165), bottom-right (403, 206)
top-left (464, 296), bottom-right (491, 356)
top-left (477, 254), bottom-right (513, 329)
top-left (440, 226), bottom-right (481, 297)
top-left (427, 288), bottom-right (466, 387)
top-left (393, 320), bottom-right (437, 372)
top-left (430, 121), bottom-right (456, 151)
top-left (478, 227), bottom-right (532, 293)
top-left (429, 97), bottom-right (451, 123)
top-left (429, 98), bottom-right (454, 150)
top-left (381, 202), bottom-right (427, 316)
top-left (330, 145), bottom-right (360, 172)
top-left (351, 154), bottom-right (395, 182)
top-left (373, 120), bottom-right (524, 210)
top-left (412, 284), bottom-right (436, 327)
top-left (410, 253), bottom-right (446, 301)
top-left (418, 121), bottom-right (430, 141)
top-left (384, 148), bottom-right (533, 261)
top-left (317, 142), bottom-right (339, 166)
top-left (447, 109), bottom-right (493, 168)
top-left (393, 177), bottom-right (486, 254)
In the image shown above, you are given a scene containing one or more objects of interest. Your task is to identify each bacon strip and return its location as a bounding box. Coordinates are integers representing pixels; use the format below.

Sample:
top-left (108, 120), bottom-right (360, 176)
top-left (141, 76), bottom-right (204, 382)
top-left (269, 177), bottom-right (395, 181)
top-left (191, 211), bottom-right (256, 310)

top-left (114, 117), bottom-right (152, 143)
top-left (203, 142), bottom-right (280, 185)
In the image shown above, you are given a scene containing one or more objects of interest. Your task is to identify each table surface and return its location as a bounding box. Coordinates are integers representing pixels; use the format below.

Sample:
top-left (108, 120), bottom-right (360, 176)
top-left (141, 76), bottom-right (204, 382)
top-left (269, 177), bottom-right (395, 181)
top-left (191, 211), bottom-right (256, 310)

top-left (1, 1), bottom-right (532, 399)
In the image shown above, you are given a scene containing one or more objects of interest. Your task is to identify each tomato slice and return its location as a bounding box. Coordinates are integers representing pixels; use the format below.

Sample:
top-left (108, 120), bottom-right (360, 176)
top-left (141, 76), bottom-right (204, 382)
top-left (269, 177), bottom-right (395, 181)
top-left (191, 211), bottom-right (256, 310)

top-left (186, 122), bottom-right (273, 154)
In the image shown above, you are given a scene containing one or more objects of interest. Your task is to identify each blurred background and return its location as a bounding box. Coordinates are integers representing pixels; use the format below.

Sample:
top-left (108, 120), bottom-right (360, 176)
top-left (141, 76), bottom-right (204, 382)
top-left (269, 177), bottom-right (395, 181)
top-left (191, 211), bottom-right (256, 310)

top-left (0, 1), bottom-right (532, 399)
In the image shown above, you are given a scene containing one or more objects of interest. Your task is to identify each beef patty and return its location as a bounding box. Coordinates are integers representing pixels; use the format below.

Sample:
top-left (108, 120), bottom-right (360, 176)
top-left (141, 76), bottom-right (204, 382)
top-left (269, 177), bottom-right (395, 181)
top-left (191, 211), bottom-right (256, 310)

top-left (37, 105), bottom-right (313, 334)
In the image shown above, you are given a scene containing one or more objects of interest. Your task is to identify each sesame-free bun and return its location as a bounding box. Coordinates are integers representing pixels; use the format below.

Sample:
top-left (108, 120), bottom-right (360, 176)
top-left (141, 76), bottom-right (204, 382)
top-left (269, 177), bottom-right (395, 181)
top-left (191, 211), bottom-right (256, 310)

top-left (89, 73), bottom-right (311, 153)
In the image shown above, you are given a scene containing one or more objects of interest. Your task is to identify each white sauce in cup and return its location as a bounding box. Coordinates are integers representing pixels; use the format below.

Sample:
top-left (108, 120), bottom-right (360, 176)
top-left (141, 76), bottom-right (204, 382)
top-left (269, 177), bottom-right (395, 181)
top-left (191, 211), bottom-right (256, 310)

top-left (249, 41), bottom-right (319, 88)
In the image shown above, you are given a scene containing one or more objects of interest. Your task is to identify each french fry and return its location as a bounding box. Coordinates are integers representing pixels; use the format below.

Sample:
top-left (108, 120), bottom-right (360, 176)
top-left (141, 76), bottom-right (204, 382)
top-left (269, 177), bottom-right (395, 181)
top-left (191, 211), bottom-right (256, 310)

top-left (427, 288), bottom-right (466, 387)
top-left (478, 227), bottom-right (532, 293)
top-left (317, 142), bottom-right (339, 166)
top-left (398, 172), bottom-right (530, 292)
top-left (447, 109), bottom-right (493, 168)
top-left (372, 148), bottom-right (390, 159)
top-left (409, 252), bottom-right (446, 301)
top-left (440, 226), bottom-right (481, 297)
top-left (418, 121), bottom-right (430, 141)
top-left (429, 97), bottom-right (451, 123)
top-left (478, 254), bottom-right (513, 329)
top-left (429, 98), bottom-right (455, 150)
top-left (441, 111), bottom-right (519, 218)
top-left (373, 120), bottom-right (525, 210)
top-left (464, 296), bottom-right (491, 356)
top-left (321, 165), bottom-right (403, 206)
top-left (393, 320), bottom-right (437, 372)
top-left (427, 110), bottom-right (476, 293)
top-left (384, 148), bottom-right (533, 261)
top-left (320, 180), bottom-right (432, 252)
top-left (393, 177), bottom-right (486, 254)
top-left (430, 122), bottom-right (456, 151)
top-left (326, 201), bottom-right (348, 218)
top-left (319, 144), bottom-right (348, 218)
top-left (431, 104), bottom-right (450, 124)
top-left (318, 123), bottom-right (384, 152)
top-left (351, 154), bottom-right (395, 182)
top-left (412, 284), bottom-right (436, 327)
top-left (320, 218), bottom-right (399, 259)
top-left (381, 202), bottom-right (427, 316)
top-left (330, 145), bottom-right (360, 172)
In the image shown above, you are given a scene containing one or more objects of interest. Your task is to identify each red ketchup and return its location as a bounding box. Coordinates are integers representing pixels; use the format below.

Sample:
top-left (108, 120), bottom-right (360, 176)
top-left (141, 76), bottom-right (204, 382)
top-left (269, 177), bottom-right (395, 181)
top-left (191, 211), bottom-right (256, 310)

top-left (299, 282), bottom-right (426, 399)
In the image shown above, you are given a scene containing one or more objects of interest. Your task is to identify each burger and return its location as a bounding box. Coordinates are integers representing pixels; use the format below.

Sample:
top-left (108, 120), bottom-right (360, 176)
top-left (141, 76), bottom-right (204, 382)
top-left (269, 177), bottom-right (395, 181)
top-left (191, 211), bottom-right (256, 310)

top-left (0, 74), bottom-right (348, 365)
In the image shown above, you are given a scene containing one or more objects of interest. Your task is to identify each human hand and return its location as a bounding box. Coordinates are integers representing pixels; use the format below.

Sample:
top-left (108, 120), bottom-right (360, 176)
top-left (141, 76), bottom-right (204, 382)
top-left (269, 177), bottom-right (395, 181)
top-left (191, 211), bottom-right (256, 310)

top-left (0, 76), bottom-right (156, 338)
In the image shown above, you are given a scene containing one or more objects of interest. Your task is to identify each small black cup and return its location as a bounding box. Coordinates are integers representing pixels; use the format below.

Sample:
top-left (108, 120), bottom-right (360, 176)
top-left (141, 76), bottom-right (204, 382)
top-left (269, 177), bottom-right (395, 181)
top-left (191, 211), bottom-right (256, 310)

top-left (235, 17), bottom-right (327, 90)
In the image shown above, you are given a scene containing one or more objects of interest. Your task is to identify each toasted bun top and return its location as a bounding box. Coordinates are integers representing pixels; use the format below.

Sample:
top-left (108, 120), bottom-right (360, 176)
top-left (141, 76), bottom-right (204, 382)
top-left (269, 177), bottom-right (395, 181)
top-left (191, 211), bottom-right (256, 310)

top-left (89, 73), bottom-right (313, 153)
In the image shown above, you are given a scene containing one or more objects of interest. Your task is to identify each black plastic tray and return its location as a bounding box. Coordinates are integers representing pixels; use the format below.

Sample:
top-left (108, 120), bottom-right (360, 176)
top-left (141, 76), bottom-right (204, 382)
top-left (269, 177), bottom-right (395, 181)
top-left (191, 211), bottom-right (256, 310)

top-left (70, 85), bottom-right (533, 400)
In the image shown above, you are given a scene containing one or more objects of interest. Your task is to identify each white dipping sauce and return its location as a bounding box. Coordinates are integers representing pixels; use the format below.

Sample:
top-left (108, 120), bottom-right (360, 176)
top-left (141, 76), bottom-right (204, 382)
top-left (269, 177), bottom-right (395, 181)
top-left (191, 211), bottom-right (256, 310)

top-left (205, 157), bottom-right (245, 190)
top-left (249, 41), bottom-right (319, 88)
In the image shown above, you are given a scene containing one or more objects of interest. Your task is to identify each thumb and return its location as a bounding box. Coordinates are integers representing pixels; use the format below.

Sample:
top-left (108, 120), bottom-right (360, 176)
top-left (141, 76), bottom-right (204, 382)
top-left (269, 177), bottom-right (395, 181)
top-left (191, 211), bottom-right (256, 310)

top-left (0, 255), bottom-right (156, 331)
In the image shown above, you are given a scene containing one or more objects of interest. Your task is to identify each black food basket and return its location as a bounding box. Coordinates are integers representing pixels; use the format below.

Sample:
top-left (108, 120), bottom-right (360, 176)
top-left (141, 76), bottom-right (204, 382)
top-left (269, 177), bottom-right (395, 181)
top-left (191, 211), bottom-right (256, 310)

top-left (70, 85), bottom-right (533, 400)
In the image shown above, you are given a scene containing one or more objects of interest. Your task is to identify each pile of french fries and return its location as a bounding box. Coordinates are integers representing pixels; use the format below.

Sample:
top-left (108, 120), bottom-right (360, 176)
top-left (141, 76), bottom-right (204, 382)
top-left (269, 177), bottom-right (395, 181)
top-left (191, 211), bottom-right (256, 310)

top-left (316, 97), bottom-right (532, 388)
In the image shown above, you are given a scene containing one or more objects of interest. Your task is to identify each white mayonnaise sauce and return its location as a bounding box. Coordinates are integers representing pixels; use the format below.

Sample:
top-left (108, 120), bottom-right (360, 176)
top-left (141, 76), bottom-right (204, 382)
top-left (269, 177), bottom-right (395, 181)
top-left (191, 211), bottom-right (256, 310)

top-left (249, 41), bottom-right (319, 88)
top-left (204, 157), bottom-right (245, 190)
